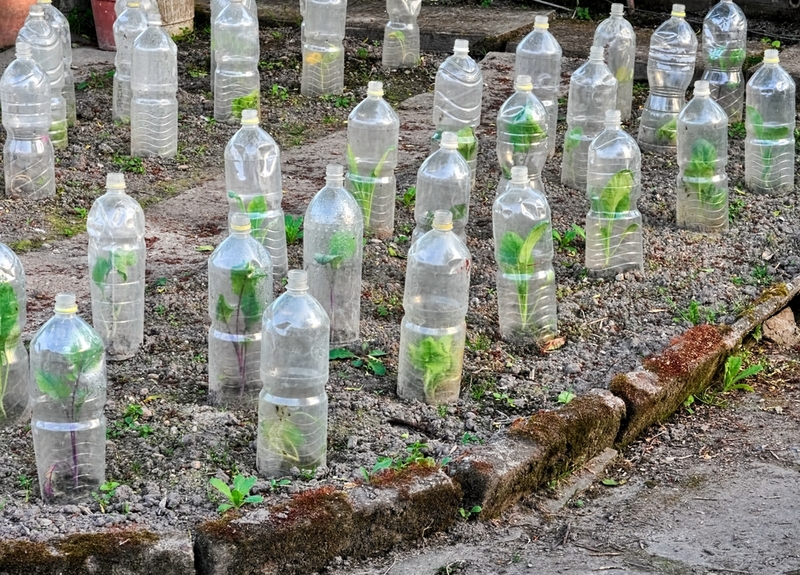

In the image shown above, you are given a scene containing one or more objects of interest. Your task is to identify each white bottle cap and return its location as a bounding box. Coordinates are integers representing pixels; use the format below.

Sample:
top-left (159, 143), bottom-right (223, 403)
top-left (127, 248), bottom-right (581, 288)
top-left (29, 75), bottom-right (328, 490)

top-left (440, 132), bottom-right (459, 150)
top-left (241, 109), bottom-right (259, 125)
top-left (55, 293), bottom-right (78, 314)
top-left (147, 13), bottom-right (162, 25)
top-left (589, 46), bottom-right (604, 61)
top-left (611, 3), bottom-right (624, 15)
top-left (671, 4), bottom-right (685, 17)
top-left (37, 0), bottom-right (53, 5)
top-left (106, 172), bottom-right (126, 190)
top-left (764, 49), bottom-right (780, 64)
top-left (515, 75), bottom-right (533, 91)
top-left (128, 1), bottom-right (141, 6)
top-left (605, 109), bottom-right (622, 127)
top-left (29, 4), bottom-right (44, 16)
top-left (287, 269), bottom-right (308, 290)
top-left (694, 80), bottom-right (710, 96)
top-left (510, 166), bottom-right (529, 184)
top-left (534, 15), bottom-right (549, 29)
top-left (367, 81), bottom-right (384, 97)
top-left (230, 213), bottom-right (252, 232)
top-left (15, 41), bottom-right (32, 59)
top-left (326, 163), bottom-right (344, 178)
top-left (432, 210), bottom-right (453, 230)
top-left (453, 39), bottom-right (469, 55)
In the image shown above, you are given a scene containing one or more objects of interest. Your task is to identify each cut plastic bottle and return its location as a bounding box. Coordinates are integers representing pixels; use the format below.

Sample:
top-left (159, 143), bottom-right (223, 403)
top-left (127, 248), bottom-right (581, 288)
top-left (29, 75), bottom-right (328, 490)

top-left (115, 0), bottom-right (160, 19)
top-left (113, 1), bottom-right (148, 123)
top-left (87, 173), bottom-right (146, 361)
top-left (38, 0), bottom-right (76, 127)
top-left (213, 0), bottom-right (260, 123)
top-left (701, 0), bottom-right (747, 121)
top-left (208, 213), bottom-right (273, 407)
top-left (593, 3), bottom-right (636, 121)
top-left (210, 0), bottom-right (256, 92)
top-left (0, 242), bottom-right (28, 426)
top-left (225, 109), bottom-right (288, 277)
top-left (676, 80), bottom-right (729, 232)
top-left (1, 40), bottom-right (55, 199)
top-left (304, 164), bottom-right (363, 348)
top-left (745, 50), bottom-right (795, 194)
top-left (258, 270), bottom-right (329, 477)
top-left (300, 0), bottom-right (347, 96)
top-left (492, 166), bottom-right (557, 345)
top-left (30, 293), bottom-right (107, 504)
top-left (345, 81), bottom-right (399, 236)
top-left (397, 211), bottom-right (470, 405)
top-left (382, 0), bottom-right (420, 69)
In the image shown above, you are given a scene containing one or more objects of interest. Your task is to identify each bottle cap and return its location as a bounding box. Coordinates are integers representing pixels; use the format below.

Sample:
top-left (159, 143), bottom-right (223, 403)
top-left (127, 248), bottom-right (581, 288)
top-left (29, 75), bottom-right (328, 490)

top-left (241, 109), bottom-right (259, 125)
top-left (37, 0), bottom-right (53, 4)
top-left (671, 4), bottom-right (685, 17)
top-left (453, 39), bottom-right (469, 55)
top-left (29, 4), bottom-right (44, 16)
top-left (367, 81), bottom-right (384, 97)
top-left (764, 49), bottom-right (780, 64)
top-left (230, 213), bottom-right (251, 232)
top-left (589, 46), bottom-right (604, 61)
top-left (694, 80), bottom-right (710, 96)
top-left (15, 41), bottom-right (32, 59)
top-left (605, 109), bottom-right (622, 126)
top-left (55, 293), bottom-right (78, 314)
top-left (287, 269), bottom-right (308, 290)
top-left (326, 164), bottom-right (344, 178)
top-left (515, 75), bottom-right (533, 91)
top-left (432, 210), bottom-right (453, 230)
top-left (106, 172), bottom-right (126, 190)
top-left (610, 3), bottom-right (624, 15)
top-left (510, 166), bottom-right (528, 184)
top-left (128, 1), bottom-right (141, 7)
top-left (440, 131), bottom-right (459, 150)
top-left (147, 13), bottom-right (162, 25)
top-left (534, 15), bottom-right (549, 29)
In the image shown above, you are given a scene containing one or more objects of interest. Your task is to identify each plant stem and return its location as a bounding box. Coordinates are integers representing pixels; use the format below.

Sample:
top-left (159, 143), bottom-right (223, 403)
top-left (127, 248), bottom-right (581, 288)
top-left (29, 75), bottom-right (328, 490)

top-left (233, 289), bottom-right (248, 397)
top-left (516, 278), bottom-right (529, 330)
top-left (0, 354), bottom-right (9, 420)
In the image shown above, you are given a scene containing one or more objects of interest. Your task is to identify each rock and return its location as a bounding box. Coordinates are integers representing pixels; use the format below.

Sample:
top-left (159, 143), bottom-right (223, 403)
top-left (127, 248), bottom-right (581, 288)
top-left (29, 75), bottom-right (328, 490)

top-left (762, 307), bottom-right (798, 346)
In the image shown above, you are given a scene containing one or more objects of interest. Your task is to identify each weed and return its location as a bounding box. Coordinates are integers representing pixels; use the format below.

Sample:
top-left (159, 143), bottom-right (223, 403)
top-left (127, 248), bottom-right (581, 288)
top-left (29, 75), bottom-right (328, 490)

top-left (461, 432), bottom-right (483, 445)
top-left (172, 27), bottom-right (196, 43)
top-left (557, 390), bottom-right (576, 404)
top-left (751, 263), bottom-right (772, 285)
top-left (284, 214), bottom-right (304, 244)
top-left (729, 197), bottom-right (745, 221)
top-left (728, 121), bottom-right (746, 139)
top-left (108, 403), bottom-right (153, 438)
top-left (722, 354), bottom-right (762, 393)
top-left (466, 333), bottom-right (491, 352)
top-left (575, 6), bottom-right (591, 20)
top-left (492, 392), bottom-right (516, 408)
top-left (402, 186), bottom-right (416, 207)
top-left (459, 505), bottom-right (482, 520)
top-left (271, 30), bottom-right (284, 41)
top-left (683, 394), bottom-right (695, 414)
top-left (358, 441), bottom-right (440, 481)
top-left (376, 304), bottom-right (389, 317)
top-left (356, 47), bottom-right (369, 59)
top-left (112, 154), bottom-right (145, 174)
top-left (673, 299), bottom-right (702, 325)
top-left (552, 224), bottom-right (585, 256)
top-left (208, 474), bottom-right (263, 514)
top-left (269, 478), bottom-right (291, 491)
top-left (270, 84), bottom-right (289, 101)
top-left (91, 481), bottom-right (120, 513)
top-left (187, 66), bottom-right (208, 78)
top-left (298, 468), bottom-right (316, 481)
top-left (761, 37), bottom-right (781, 49)
top-left (632, 81), bottom-right (648, 98)
top-left (437, 404), bottom-right (448, 418)
top-left (66, 6), bottom-right (95, 40)
top-left (73, 206), bottom-right (88, 219)
top-left (330, 345), bottom-right (387, 376)
top-left (18, 475), bottom-right (33, 502)
top-left (76, 70), bottom-right (114, 91)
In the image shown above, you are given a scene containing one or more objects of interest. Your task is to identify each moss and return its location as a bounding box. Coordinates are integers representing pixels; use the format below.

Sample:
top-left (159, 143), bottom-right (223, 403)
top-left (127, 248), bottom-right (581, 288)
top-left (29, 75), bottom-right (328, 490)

top-left (643, 324), bottom-right (724, 378)
top-left (7, 239), bottom-right (39, 253)
top-left (368, 462), bottom-right (438, 495)
top-left (753, 282), bottom-right (789, 306)
top-left (0, 540), bottom-right (59, 570)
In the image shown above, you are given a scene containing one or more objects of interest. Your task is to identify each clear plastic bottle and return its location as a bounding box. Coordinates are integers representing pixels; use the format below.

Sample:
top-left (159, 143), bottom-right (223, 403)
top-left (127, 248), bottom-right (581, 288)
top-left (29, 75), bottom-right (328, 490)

top-left (515, 15), bottom-right (562, 158)
top-left (676, 80), bottom-right (729, 231)
top-left (701, 0), bottom-right (747, 121)
top-left (130, 14), bottom-right (178, 158)
top-left (300, 0), bottom-right (347, 97)
top-left (257, 270), bottom-right (329, 477)
top-left (561, 46), bottom-right (617, 191)
top-left (585, 110), bottom-right (643, 276)
top-left (87, 173), bottom-right (146, 361)
top-left (496, 74), bottom-right (549, 194)
top-left (745, 50), bottom-right (795, 194)
top-left (431, 39), bottom-right (483, 184)
top-left (30, 293), bottom-right (107, 504)
top-left (345, 81), bottom-right (399, 236)
top-left (115, 0), bottom-right (160, 18)
top-left (38, 0), bottom-right (76, 127)
top-left (1, 40), bottom-right (55, 199)
top-left (304, 165), bottom-right (363, 347)
top-left (213, 0), bottom-right (260, 123)
top-left (382, 0), bottom-right (421, 69)
top-left (208, 213), bottom-right (273, 406)
top-left (593, 3), bottom-right (636, 121)
top-left (210, 0), bottom-right (256, 91)
top-left (397, 211), bottom-right (470, 405)
top-left (112, 1), bottom-right (148, 124)
top-left (638, 4), bottom-right (698, 153)
top-left (18, 4), bottom-right (67, 150)
top-left (412, 132), bottom-right (471, 245)
top-left (492, 166), bottom-right (556, 345)
top-left (225, 109), bottom-right (288, 277)
top-left (0, 242), bottom-right (28, 425)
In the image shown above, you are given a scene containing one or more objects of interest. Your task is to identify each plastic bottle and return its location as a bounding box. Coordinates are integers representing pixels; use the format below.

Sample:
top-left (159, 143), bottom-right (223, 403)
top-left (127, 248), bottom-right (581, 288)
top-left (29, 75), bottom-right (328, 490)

top-left (18, 4), bottom-right (67, 150)
top-left (676, 80), bottom-right (728, 231)
top-left (0, 242), bottom-right (28, 426)
top-left (30, 293), bottom-right (107, 504)
top-left (257, 270), bottom-right (329, 477)
top-left (492, 166), bottom-right (556, 344)
top-left (496, 74), bottom-right (549, 194)
top-left (585, 110), bottom-right (643, 276)
top-left (745, 50), bottom-right (795, 194)
top-left (638, 4), bottom-right (698, 153)
top-left (210, 0), bottom-right (256, 91)
top-left (0, 40), bottom-right (55, 199)
top-left (397, 211), bottom-right (470, 405)
top-left (382, 0), bottom-right (421, 68)
top-left (38, 0), bottom-right (75, 127)
top-left (412, 132), bottom-right (471, 245)
top-left (345, 81), bottom-right (400, 236)
top-left (701, 0), bottom-right (747, 121)
top-left (213, 0), bottom-right (260, 123)
top-left (130, 14), bottom-right (178, 158)
top-left (561, 46), bottom-right (617, 191)
top-left (113, 1), bottom-right (148, 124)
top-left (87, 173), bottom-right (146, 361)
top-left (515, 15), bottom-right (562, 157)
top-left (300, 0), bottom-right (347, 96)
top-left (593, 3), bottom-right (636, 121)
top-left (431, 39), bottom-right (483, 185)
top-left (304, 165), bottom-right (363, 347)
top-left (208, 213), bottom-right (273, 406)
top-left (115, 0), bottom-right (160, 18)
top-left (225, 109), bottom-right (288, 277)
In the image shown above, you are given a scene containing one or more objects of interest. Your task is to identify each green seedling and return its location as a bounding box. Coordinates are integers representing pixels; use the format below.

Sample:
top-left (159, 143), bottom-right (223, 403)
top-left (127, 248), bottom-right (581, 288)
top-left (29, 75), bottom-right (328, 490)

top-left (0, 282), bottom-right (21, 420)
top-left (492, 392), bottom-right (516, 408)
top-left (408, 335), bottom-right (456, 403)
top-left (358, 441), bottom-right (439, 482)
top-left (751, 263), bottom-right (772, 285)
top-left (284, 214), bottom-right (304, 245)
top-left (387, 30), bottom-right (419, 65)
top-left (231, 90), bottom-right (260, 120)
top-left (760, 37), bottom-right (781, 49)
top-left (557, 390), bottom-right (576, 404)
top-left (746, 106), bottom-right (792, 184)
top-left (589, 169), bottom-right (639, 266)
top-left (552, 224), bottom-right (585, 256)
top-left (18, 474), bottom-right (32, 502)
top-left (657, 118), bottom-right (677, 145)
top-left (112, 154), bottom-right (144, 174)
top-left (209, 474), bottom-right (263, 514)
top-left (501, 102), bottom-right (546, 179)
top-left (498, 222), bottom-right (550, 331)
top-left (722, 354), bottom-right (762, 393)
top-left (459, 505), bottom-right (482, 520)
top-left (330, 345), bottom-right (387, 376)
top-left (728, 121), bottom-right (746, 139)
top-left (684, 139), bottom-right (726, 210)
top-left (108, 403), bottom-right (153, 438)
top-left (91, 481), bottom-right (119, 513)
top-left (461, 432), bottom-right (483, 445)
top-left (314, 231), bottom-right (357, 334)
top-left (346, 144), bottom-right (395, 227)
top-left (269, 478), bottom-right (291, 491)
top-left (432, 126), bottom-right (477, 166)
top-left (402, 186), bottom-right (416, 207)
top-left (708, 47), bottom-right (745, 70)
top-left (270, 84), bottom-right (288, 101)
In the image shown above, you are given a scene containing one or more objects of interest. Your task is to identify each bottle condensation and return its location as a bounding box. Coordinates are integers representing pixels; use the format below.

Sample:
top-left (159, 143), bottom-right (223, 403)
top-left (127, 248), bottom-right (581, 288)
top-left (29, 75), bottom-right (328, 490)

top-left (209, 0), bottom-right (256, 92)
top-left (0, 242), bottom-right (28, 425)
top-left (593, 3), bottom-right (636, 121)
top-left (30, 293), bottom-right (107, 504)
top-left (492, 166), bottom-right (556, 345)
top-left (130, 14), bottom-right (178, 158)
top-left (431, 39), bottom-right (482, 185)
top-left (304, 164), bottom-right (363, 348)
top-left (213, 0), bottom-right (260, 123)
top-left (638, 4), bottom-right (698, 153)
top-left (208, 213), bottom-right (273, 407)
top-left (258, 270), bottom-right (329, 477)
top-left (496, 74), bottom-right (549, 195)
top-left (345, 81), bottom-right (399, 236)
top-left (585, 109), bottom-right (643, 276)
top-left (38, 0), bottom-right (76, 127)
top-left (87, 172), bottom-right (146, 361)
top-left (701, 0), bottom-right (747, 121)
top-left (1, 40), bottom-right (55, 199)
top-left (515, 15), bottom-right (562, 158)
top-left (300, 0), bottom-right (347, 96)
top-left (113, 1), bottom-right (147, 123)
top-left (382, 0), bottom-right (420, 68)
top-left (18, 4), bottom-right (67, 150)
top-left (225, 109), bottom-right (288, 277)
top-left (397, 211), bottom-right (470, 405)
top-left (676, 80), bottom-right (729, 232)
top-left (561, 45), bottom-right (617, 191)
top-left (413, 132), bottom-right (471, 245)
top-left (745, 50), bottom-right (796, 194)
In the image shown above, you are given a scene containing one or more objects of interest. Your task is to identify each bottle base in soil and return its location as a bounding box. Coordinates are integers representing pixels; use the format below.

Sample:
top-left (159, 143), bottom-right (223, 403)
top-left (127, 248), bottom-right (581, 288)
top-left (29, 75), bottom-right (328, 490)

top-left (4, 139), bottom-right (56, 199)
top-left (675, 178), bottom-right (729, 232)
top-left (584, 213), bottom-right (644, 277)
top-left (744, 141), bottom-right (794, 195)
top-left (496, 271), bottom-right (557, 345)
top-left (0, 343), bottom-right (29, 426)
top-left (208, 329), bottom-right (262, 407)
top-left (382, 23), bottom-right (420, 69)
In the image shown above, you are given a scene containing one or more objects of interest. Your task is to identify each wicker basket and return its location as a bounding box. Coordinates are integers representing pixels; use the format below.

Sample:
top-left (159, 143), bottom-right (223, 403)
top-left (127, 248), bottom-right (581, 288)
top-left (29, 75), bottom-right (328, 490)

top-left (157, 0), bottom-right (194, 37)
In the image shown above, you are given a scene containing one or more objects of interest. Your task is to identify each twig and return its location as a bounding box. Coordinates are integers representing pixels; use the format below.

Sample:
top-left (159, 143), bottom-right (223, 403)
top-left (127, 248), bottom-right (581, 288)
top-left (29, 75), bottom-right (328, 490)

top-left (382, 557), bottom-right (397, 574)
top-left (590, 552), bottom-right (622, 557)
top-left (560, 521), bottom-right (572, 546)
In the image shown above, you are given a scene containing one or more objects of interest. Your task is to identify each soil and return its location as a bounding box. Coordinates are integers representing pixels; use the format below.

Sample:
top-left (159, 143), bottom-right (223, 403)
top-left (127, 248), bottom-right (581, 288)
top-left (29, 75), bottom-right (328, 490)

top-left (0, 7), bottom-right (799, 571)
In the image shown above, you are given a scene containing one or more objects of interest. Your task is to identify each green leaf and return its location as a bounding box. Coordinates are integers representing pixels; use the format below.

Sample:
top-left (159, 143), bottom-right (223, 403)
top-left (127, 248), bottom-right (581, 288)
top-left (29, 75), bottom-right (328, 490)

top-left (243, 495), bottom-right (263, 504)
top-left (564, 127), bottom-right (583, 153)
top-left (217, 503), bottom-right (233, 513)
top-left (196, 245), bottom-right (215, 252)
top-left (209, 477), bottom-right (232, 501)
top-left (329, 348), bottom-right (357, 360)
top-left (227, 191), bottom-right (246, 212)
top-left (498, 231), bottom-right (524, 272)
top-left (35, 370), bottom-right (72, 401)
top-left (112, 250), bottom-right (137, 282)
top-left (408, 335), bottom-right (454, 399)
top-left (508, 104), bottom-right (545, 155)
top-left (233, 474), bottom-right (257, 496)
top-left (450, 203), bottom-right (467, 221)
top-left (317, 231), bottom-right (358, 269)
top-left (91, 257), bottom-right (113, 290)
top-left (367, 358), bottom-right (386, 376)
top-left (215, 294), bottom-right (235, 323)
top-left (455, 127), bottom-right (477, 162)
top-left (601, 478), bottom-right (619, 486)
top-left (657, 118), bottom-right (677, 144)
top-left (517, 221), bottom-right (548, 273)
top-left (595, 169), bottom-right (634, 216)
top-left (0, 282), bottom-right (20, 353)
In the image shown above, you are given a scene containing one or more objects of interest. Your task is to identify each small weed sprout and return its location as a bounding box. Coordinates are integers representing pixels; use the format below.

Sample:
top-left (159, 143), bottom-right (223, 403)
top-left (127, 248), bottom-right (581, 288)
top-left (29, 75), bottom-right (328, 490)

top-left (284, 215), bottom-right (304, 245)
top-left (269, 478), bottom-right (291, 491)
top-left (92, 481), bottom-right (120, 513)
top-left (552, 224), bottom-right (585, 256)
top-left (209, 474), bottom-right (263, 514)
top-left (722, 354), bottom-right (763, 393)
top-left (557, 390), bottom-right (576, 404)
top-left (459, 505), bottom-right (482, 520)
top-left (330, 345), bottom-right (387, 376)
top-left (402, 186), bottom-right (416, 207)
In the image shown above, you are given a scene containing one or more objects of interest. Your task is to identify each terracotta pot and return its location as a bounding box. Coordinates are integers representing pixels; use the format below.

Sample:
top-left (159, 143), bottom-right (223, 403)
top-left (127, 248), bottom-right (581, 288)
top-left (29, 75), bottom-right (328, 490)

top-left (91, 0), bottom-right (117, 51)
top-left (0, 0), bottom-right (38, 49)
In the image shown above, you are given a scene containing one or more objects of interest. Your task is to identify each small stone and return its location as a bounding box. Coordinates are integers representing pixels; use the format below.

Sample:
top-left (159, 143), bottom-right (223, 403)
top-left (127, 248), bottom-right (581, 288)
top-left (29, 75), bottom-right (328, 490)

top-left (165, 492), bottom-right (181, 509)
top-left (139, 388), bottom-right (149, 396)
top-left (763, 307), bottom-right (798, 346)
top-left (192, 460), bottom-right (201, 470)
top-left (564, 363), bottom-right (581, 374)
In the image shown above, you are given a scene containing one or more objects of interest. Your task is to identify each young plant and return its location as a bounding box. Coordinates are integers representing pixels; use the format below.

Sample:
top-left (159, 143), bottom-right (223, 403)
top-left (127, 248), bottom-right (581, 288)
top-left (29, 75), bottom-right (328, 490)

top-left (305, 47), bottom-right (342, 94)
top-left (209, 474), bottom-right (263, 514)
top-left (657, 118), bottom-right (677, 146)
top-left (552, 224), bottom-right (585, 256)
top-left (459, 505), bottom-right (482, 520)
top-left (498, 221), bottom-right (549, 330)
top-left (284, 214), bottom-right (304, 245)
top-left (314, 231), bottom-right (357, 335)
top-left (557, 390), bottom-right (576, 404)
top-left (402, 186), bottom-right (416, 208)
top-left (408, 334), bottom-right (456, 403)
top-left (708, 47), bottom-right (745, 71)
top-left (722, 354), bottom-right (763, 393)
top-left (346, 144), bottom-right (396, 227)
top-left (227, 192), bottom-right (269, 244)
top-left (91, 481), bottom-right (119, 513)
top-left (501, 102), bottom-right (546, 179)
top-left (684, 139), bottom-right (725, 210)
top-left (589, 169), bottom-right (639, 266)
top-left (563, 127), bottom-right (583, 181)
top-left (0, 282), bottom-right (20, 420)
top-left (387, 30), bottom-right (419, 66)
top-left (231, 89), bottom-right (260, 120)
top-left (746, 106), bottom-right (792, 183)
top-left (260, 405), bottom-right (322, 466)
top-left (329, 345), bottom-right (387, 376)
top-left (433, 126), bottom-right (477, 166)
top-left (92, 248), bottom-right (139, 342)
